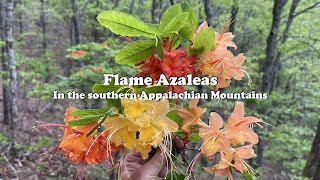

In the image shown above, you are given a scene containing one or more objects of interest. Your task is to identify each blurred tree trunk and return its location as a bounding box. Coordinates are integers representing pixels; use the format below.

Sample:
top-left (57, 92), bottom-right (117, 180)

top-left (40, 0), bottom-right (47, 51)
top-left (170, 0), bottom-right (174, 5)
top-left (71, 0), bottom-right (81, 45)
top-left (204, 0), bottom-right (213, 26)
top-left (112, 0), bottom-right (120, 8)
top-left (5, 0), bottom-right (19, 155)
top-left (130, 0), bottom-right (135, 14)
top-left (228, 0), bottom-right (238, 53)
top-left (151, 0), bottom-right (157, 23)
top-left (257, 0), bottom-right (288, 168)
top-left (0, 0), bottom-right (10, 125)
top-left (229, 0), bottom-right (238, 35)
top-left (261, 0), bottom-right (288, 93)
top-left (304, 120), bottom-right (320, 178)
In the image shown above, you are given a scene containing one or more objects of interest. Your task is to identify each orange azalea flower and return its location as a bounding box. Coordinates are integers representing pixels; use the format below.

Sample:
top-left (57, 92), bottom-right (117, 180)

top-left (224, 102), bottom-right (263, 145)
top-left (198, 112), bottom-right (229, 156)
top-left (59, 106), bottom-right (113, 164)
top-left (204, 150), bottom-right (233, 179)
top-left (214, 32), bottom-right (237, 50)
top-left (204, 145), bottom-right (256, 178)
top-left (232, 144), bottom-right (256, 173)
top-left (177, 99), bottom-right (207, 134)
top-left (70, 52), bottom-right (77, 58)
top-left (77, 50), bottom-right (86, 55)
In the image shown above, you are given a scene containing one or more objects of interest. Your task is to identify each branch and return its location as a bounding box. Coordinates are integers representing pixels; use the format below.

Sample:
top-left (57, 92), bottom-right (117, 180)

top-left (80, 0), bottom-right (92, 18)
top-left (293, 2), bottom-right (320, 18)
top-left (290, 37), bottom-right (320, 56)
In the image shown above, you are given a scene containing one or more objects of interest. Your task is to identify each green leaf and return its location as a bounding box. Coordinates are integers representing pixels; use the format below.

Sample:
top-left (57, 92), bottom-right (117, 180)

top-left (161, 12), bottom-right (190, 33)
top-left (155, 35), bottom-right (164, 59)
top-left (116, 40), bottom-right (156, 66)
top-left (147, 24), bottom-right (160, 32)
top-left (190, 27), bottom-right (215, 55)
top-left (68, 114), bottom-right (104, 126)
top-left (189, 133), bottom-right (201, 143)
top-left (92, 84), bottom-right (125, 93)
top-left (136, 86), bottom-right (167, 94)
top-left (164, 171), bottom-right (186, 180)
top-left (106, 99), bottom-right (121, 108)
top-left (86, 114), bottom-right (109, 137)
top-left (242, 163), bottom-right (255, 180)
top-left (97, 11), bottom-right (157, 38)
top-left (167, 110), bottom-right (183, 128)
top-left (172, 36), bottom-right (183, 50)
top-left (181, 1), bottom-right (197, 28)
top-left (180, 26), bottom-right (194, 40)
top-left (70, 109), bottom-right (109, 116)
top-left (159, 4), bottom-right (182, 30)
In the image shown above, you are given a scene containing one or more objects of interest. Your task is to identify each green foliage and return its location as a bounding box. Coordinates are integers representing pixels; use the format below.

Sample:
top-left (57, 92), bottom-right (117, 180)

top-left (155, 34), bottom-right (164, 58)
top-left (28, 136), bottom-right (55, 151)
top-left (164, 171), bottom-right (186, 180)
top-left (264, 123), bottom-right (313, 178)
top-left (190, 27), bottom-right (215, 55)
top-left (115, 40), bottom-right (156, 66)
top-left (0, 133), bottom-right (8, 146)
top-left (97, 11), bottom-right (157, 38)
top-left (189, 133), bottom-right (201, 143)
top-left (70, 109), bottom-right (109, 116)
top-left (67, 114), bottom-right (104, 126)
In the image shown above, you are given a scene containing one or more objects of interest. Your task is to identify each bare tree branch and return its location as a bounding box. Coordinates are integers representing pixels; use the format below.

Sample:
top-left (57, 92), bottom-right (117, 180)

top-left (80, 0), bottom-right (92, 18)
top-left (290, 37), bottom-right (320, 56)
top-left (293, 2), bottom-right (320, 18)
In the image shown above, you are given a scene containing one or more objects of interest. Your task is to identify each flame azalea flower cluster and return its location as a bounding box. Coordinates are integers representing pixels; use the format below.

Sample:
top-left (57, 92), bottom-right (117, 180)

top-left (136, 21), bottom-right (247, 91)
top-left (178, 101), bottom-right (262, 179)
top-left (58, 106), bottom-right (120, 164)
top-left (137, 39), bottom-right (199, 93)
top-left (36, 3), bottom-right (265, 179)
top-left (200, 22), bottom-right (246, 89)
top-left (70, 49), bottom-right (86, 58)
top-left (102, 98), bottom-right (178, 159)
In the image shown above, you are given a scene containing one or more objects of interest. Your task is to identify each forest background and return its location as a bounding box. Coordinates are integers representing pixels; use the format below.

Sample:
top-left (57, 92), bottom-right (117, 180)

top-left (0, 0), bottom-right (320, 179)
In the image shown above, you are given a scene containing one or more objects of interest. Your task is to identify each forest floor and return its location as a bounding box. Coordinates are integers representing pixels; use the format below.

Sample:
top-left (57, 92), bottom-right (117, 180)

top-left (0, 86), bottom-right (114, 179)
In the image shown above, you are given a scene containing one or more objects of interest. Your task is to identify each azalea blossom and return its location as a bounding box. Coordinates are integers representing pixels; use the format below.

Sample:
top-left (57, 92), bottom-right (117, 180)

top-left (59, 106), bottom-right (114, 164)
top-left (201, 27), bottom-right (246, 89)
top-left (204, 145), bottom-right (256, 179)
top-left (198, 112), bottom-right (229, 156)
top-left (137, 39), bottom-right (199, 93)
top-left (224, 101), bottom-right (263, 145)
top-left (102, 98), bottom-right (178, 159)
top-left (177, 99), bottom-right (207, 134)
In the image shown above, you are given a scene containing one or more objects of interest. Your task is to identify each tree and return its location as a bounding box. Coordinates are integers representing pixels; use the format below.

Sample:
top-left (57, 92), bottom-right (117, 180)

top-left (5, 0), bottom-right (19, 155)
top-left (40, 0), bottom-right (48, 51)
top-left (204, 0), bottom-right (213, 26)
top-left (0, 0), bottom-right (10, 125)
top-left (229, 0), bottom-right (238, 35)
top-left (304, 120), bottom-right (320, 178)
top-left (71, 0), bottom-right (81, 45)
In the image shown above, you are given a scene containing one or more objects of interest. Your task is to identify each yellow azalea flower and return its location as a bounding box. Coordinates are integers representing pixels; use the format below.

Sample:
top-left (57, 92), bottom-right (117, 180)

top-left (102, 116), bottom-right (138, 149)
top-left (198, 112), bottom-right (229, 156)
top-left (139, 99), bottom-right (178, 147)
top-left (121, 98), bottom-right (156, 127)
top-left (177, 99), bottom-right (207, 134)
top-left (103, 98), bottom-right (178, 159)
top-left (224, 102), bottom-right (263, 145)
